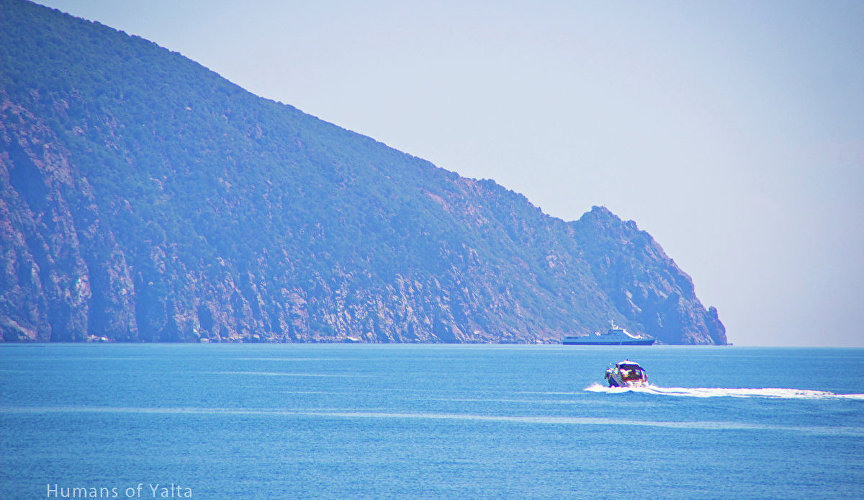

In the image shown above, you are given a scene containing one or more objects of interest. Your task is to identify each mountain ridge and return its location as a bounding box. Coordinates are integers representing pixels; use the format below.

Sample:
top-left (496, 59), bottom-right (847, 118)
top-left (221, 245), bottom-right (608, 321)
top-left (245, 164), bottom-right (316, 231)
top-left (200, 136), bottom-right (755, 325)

top-left (0, 0), bottom-right (726, 344)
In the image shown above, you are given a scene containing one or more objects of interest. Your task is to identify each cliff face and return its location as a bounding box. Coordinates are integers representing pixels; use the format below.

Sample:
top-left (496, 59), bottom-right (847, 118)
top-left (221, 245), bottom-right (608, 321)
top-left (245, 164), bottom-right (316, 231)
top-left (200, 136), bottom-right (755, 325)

top-left (0, 0), bottom-right (726, 344)
top-left (572, 208), bottom-right (726, 345)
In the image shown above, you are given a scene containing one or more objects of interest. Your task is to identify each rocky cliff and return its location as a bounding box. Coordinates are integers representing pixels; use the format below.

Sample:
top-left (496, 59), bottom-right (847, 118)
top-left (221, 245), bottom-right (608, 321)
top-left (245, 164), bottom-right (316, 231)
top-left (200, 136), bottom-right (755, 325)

top-left (0, 0), bottom-right (726, 344)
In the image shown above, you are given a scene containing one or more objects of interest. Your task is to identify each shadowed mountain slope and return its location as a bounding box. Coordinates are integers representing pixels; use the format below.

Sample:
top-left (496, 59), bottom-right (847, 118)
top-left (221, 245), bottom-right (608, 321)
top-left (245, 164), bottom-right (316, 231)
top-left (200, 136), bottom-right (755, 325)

top-left (0, 0), bottom-right (725, 344)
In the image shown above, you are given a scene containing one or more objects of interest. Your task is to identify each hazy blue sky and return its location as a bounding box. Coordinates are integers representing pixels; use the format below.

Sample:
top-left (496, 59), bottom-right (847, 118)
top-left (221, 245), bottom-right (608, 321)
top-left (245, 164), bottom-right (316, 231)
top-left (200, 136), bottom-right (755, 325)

top-left (35, 1), bottom-right (864, 346)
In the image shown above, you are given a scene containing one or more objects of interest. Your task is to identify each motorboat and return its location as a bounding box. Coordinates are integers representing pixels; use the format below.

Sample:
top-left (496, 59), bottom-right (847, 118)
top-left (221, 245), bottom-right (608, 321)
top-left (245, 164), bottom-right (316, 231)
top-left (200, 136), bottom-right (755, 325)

top-left (605, 359), bottom-right (648, 387)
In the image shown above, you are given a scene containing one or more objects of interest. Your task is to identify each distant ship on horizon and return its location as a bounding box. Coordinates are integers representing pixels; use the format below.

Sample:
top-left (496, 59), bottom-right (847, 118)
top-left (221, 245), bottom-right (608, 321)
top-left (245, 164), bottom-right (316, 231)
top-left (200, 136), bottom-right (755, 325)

top-left (562, 322), bottom-right (655, 346)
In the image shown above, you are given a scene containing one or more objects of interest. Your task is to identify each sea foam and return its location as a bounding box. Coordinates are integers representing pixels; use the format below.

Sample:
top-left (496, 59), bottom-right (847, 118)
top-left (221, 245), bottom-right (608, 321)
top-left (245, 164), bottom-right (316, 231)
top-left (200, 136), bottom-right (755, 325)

top-left (584, 383), bottom-right (864, 400)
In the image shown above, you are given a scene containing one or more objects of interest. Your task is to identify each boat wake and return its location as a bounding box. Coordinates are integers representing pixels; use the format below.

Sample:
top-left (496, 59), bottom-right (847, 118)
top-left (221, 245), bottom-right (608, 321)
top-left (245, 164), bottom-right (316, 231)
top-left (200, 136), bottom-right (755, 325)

top-left (584, 383), bottom-right (864, 400)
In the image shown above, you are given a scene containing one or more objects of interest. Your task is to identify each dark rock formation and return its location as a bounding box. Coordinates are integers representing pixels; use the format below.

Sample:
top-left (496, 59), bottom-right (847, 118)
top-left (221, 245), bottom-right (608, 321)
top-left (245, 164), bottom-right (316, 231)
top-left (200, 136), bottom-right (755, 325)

top-left (0, 0), bottom-right (726, 344)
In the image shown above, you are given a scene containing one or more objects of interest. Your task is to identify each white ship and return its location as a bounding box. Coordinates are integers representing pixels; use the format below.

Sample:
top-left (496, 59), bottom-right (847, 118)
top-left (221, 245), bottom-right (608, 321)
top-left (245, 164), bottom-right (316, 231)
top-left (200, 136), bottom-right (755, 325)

top-left (562, 322), bottom-right (655, 346)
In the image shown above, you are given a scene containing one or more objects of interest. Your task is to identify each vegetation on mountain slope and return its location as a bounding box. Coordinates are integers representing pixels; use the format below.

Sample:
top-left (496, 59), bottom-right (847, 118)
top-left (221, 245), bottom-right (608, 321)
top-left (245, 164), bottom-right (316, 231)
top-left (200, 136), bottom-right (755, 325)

top-left (0, 0), bottom-right (725, 344)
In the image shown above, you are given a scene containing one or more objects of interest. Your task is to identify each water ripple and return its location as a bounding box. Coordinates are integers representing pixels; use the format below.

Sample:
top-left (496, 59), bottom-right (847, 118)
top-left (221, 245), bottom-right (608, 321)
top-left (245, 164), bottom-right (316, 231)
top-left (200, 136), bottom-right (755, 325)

top-left (2, 406), bottom-right (862, 436)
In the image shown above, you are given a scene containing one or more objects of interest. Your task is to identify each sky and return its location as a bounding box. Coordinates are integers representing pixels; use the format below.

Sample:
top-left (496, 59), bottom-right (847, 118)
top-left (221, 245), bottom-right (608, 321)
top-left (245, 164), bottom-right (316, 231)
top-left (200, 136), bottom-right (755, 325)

top-left (34, 0), bottom-right (864, 346)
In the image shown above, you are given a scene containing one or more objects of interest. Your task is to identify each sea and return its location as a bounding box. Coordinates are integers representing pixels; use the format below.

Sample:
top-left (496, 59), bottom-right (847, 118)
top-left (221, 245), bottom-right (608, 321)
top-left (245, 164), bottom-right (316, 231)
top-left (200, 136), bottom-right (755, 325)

top-left (1, 344), bottom-right (863, 499)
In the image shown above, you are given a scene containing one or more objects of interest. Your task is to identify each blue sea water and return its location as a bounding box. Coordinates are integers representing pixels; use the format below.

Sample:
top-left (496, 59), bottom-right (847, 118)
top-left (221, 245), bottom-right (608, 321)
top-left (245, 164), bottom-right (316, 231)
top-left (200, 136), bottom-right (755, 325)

top-left (1, 344), bottom-right (863, 499)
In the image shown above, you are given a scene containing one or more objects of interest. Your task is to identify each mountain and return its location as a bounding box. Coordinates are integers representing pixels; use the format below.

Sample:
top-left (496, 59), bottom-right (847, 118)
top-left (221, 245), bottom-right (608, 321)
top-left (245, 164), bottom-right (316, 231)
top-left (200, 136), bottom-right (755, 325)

top-left (0, 0), bottom-right (726, 344)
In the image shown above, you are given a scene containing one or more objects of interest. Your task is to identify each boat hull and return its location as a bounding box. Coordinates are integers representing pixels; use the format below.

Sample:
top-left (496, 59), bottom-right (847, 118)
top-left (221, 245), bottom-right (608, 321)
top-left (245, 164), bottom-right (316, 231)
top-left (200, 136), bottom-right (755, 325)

top-left (607, 379), bottom-right (648, 388)
top-left (563, 339), bottom-right (655, 346)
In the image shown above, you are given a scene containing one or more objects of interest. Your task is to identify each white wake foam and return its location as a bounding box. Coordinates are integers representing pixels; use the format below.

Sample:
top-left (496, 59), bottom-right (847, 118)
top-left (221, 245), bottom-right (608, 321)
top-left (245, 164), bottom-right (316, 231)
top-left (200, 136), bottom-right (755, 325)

top-left (584, 383), bottom-right (864, 400)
